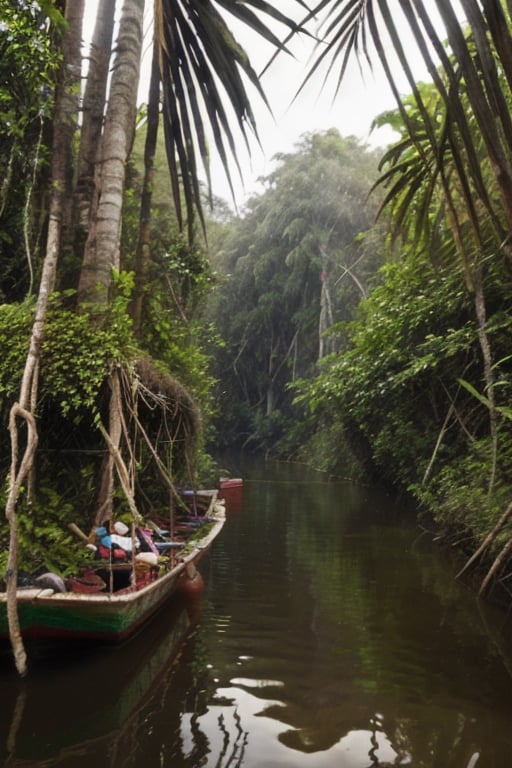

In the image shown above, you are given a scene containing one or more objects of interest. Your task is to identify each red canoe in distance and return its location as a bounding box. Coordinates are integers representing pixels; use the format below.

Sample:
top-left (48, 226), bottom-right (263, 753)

top-left (219, 477), bottom-right (243, 513)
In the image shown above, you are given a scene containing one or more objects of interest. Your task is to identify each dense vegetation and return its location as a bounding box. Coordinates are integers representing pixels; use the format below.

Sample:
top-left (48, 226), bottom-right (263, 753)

top-left (205, 10), bottom-right (512, 602)
top-left (208, 129), bottom-right (386, 456)
top-left (0, 3), bottom-right (309, 679)
top-left (3, 0), bottom-right (512, 654)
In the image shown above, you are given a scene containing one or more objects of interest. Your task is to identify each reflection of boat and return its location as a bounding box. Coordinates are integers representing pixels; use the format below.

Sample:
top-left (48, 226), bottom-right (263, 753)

top-left (1, 596), bottom-right (197, 765)
top-left (0, 490), bottom-right (225, 645)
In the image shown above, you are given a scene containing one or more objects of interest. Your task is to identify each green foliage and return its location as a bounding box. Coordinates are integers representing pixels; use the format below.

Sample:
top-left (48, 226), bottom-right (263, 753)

top-left (0, 290), bottom-right (137, 422)
top-left (0, 485), bottom-right (94, 581)
top-left (0, 0), bottom-right (64, 300)
top-left (123, 156), bottom-right (219, 414)
top-left (0, 300), bottom-right (34, 407)
top-left (290, 411), bottom-right (365, 480)
top-left (412, 435), bottom-right (512, 552)
top-left (294, 256), bottom-right (477, 485)
top-left (0, 0), bottom-right (62, 144)
top-left (207, 129), bottom-right (385, 454)
top-left (42, 311), bottom-right (134, 420)
top-left (0, 289), bottom-right (139, 538)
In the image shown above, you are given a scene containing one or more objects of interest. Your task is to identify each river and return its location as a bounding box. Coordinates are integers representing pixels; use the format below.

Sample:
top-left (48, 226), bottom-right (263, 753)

top-left (1, 459), bottom-right (512, 767)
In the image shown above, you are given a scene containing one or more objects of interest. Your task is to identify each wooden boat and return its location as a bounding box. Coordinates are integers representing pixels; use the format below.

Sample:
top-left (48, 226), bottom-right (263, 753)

top-left (0, 489), bottom-right (225, 644)
top-left (219, 477), bottom-right (243, 512)
top-left (219, 477), bottom-right (243, 490)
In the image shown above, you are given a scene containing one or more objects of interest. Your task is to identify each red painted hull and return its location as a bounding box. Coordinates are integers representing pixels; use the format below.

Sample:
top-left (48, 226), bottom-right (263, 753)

top-left (219, 477), bottom-right (243, 489)
top-left (219, 478), bottom-right (243, 513)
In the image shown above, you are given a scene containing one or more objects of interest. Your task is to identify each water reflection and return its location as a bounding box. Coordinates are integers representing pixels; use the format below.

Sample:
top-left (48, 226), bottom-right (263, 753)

top-left (195, 462), bottom-right (512, 767)
top-left (184, 681), bottom-right (407, 767)
top-left (2, 461), bottom-right (512, 767)
top-left (0, 597), bottom-right (194, 767)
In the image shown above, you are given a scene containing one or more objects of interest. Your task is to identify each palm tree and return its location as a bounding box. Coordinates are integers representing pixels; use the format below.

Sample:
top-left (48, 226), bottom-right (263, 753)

top-left (309, 1), bottom-right (512, 253)
top-left (308, 0), bottom-right (512, 589)
top-left (5, 0), bottom-right (85, 678)
top-left (5, 0), bottom-right (308, 675)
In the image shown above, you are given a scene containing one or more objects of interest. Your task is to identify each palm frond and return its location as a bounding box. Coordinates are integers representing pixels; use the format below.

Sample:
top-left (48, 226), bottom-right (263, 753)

top-left (156, 0), bottom-right (309, 237)
top-left (308, 0), bottom-right (512, 253)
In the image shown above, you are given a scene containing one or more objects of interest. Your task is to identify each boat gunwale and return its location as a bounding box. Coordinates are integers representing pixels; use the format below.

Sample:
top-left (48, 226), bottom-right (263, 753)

top-left (0, 492), bottom-right (225, 610)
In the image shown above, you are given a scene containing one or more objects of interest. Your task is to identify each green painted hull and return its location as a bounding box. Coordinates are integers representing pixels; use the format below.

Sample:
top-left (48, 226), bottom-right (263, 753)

top-left (0, 569), bottom-right (183, 640)
top-left (0, 501), bottom-right (225, 643)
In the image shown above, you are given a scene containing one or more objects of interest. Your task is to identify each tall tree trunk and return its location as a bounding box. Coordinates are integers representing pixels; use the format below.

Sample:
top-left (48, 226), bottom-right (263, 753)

top-left (318, 266), bottom-right (334, 360)
top-left (74, 0), bottom-right (117, 263)
top-left (77, 0), bottom-right (146, 516)
top-left (5, 0), bottom-right (84, 677)
top-left (78, 0), bottom-right (146, 307)
top-left (131, 35), bottom-right (161, 334)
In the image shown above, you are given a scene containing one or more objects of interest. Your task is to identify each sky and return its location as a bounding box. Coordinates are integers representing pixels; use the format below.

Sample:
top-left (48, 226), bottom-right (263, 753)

top-left (82, 1), bottom-right (443, 208)
top-left (207, 17), bottom-right (402, 204)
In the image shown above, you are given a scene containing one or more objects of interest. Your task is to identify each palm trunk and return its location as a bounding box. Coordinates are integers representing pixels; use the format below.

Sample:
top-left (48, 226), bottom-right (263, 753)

top-left (76, 0), bottom-right (146, 519)
top-left (131, 35), bottom-right (161, 333)
top-left (74, 0), bottom-right (117, 261)
top-left (78, 0), bottom-right (146, 306)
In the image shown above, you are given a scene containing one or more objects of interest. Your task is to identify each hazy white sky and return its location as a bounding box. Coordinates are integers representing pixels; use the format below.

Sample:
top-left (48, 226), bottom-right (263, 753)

top-left (83, 1), bottom-right (441, 207)
top-left (208, 23), bottom-right (399, 204)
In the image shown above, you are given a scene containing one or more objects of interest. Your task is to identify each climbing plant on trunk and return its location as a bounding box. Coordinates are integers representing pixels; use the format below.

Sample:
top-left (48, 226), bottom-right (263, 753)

top-left (3, 0), bottom-right (309, 675)
top-left (5, 0), bottom-right (83, 678)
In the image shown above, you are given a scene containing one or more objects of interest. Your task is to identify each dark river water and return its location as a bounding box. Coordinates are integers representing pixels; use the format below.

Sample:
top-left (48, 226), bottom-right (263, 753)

top-left (2, 459), bottom-right (512, 767)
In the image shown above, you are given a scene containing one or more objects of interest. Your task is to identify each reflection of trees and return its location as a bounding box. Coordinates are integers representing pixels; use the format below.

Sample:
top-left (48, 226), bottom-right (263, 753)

top-left (194, 465), bottom-right (512, 766)
top-left (282, 483), bottom-right (512, 764)
top-left (37, 463), bottom-right (501, 766)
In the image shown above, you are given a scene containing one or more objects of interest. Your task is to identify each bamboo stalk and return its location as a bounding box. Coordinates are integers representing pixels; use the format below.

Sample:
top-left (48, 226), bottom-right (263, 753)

top-left (68, 522), bottom-right (91, 544)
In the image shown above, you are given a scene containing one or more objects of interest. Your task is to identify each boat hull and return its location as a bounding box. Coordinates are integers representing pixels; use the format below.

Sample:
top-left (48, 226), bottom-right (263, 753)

top-left (0, 569), bottom-right (183, 641)
top-left (219, 478), bottom-right (243, 512)
top-left (0, 496), bottom-right (224, 643)
top-left (219, 477), bottom-right (243, 490)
